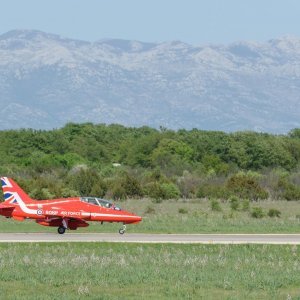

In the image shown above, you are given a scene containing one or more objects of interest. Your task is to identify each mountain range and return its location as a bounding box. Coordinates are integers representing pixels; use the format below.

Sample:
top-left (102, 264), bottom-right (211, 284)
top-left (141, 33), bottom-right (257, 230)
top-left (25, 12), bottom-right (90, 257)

top-left (0, 29), bottom-right (299, 133)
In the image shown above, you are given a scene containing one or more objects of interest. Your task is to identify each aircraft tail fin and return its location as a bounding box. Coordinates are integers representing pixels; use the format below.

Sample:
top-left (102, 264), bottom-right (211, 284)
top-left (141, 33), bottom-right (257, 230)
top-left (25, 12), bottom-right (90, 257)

top-left (1, 177), bottom-right (33, 204)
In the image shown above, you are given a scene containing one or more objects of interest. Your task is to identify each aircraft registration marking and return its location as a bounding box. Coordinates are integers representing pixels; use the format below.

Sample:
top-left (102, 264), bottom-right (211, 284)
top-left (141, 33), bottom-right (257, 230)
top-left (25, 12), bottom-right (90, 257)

top-left (45, 210), bottom-right (58, 215)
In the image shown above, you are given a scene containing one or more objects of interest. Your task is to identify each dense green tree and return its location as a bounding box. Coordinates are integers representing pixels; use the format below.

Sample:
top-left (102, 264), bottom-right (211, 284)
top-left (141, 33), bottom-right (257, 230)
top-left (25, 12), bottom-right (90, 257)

top-left (0, 124), bottom-right (300, 202)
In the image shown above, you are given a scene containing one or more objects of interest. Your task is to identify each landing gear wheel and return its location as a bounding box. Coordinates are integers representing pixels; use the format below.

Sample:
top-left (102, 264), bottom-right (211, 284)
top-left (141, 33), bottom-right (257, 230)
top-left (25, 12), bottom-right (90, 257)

top-left (58, 226), bottom-right (66, 234)
top-left (119, 224), bottom-right (126, 235)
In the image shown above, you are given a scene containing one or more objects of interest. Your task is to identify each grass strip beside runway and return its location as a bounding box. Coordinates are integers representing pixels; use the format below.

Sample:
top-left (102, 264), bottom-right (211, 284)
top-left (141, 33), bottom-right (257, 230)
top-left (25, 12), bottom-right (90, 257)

top-left (0, 243), bottom-right (299, 299)
top-left (1, 199), bottom-right (300, 234)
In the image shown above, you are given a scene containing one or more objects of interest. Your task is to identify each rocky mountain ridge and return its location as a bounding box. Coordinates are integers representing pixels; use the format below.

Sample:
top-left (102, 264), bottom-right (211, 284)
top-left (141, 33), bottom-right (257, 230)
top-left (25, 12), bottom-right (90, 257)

top-left (0, 30), bottom-right (299, 132)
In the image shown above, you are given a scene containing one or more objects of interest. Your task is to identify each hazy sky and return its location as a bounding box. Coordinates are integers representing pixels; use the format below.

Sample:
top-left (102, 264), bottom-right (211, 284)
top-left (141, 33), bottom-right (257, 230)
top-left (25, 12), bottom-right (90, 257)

top-left (1, 0), bottom-right (300, 44)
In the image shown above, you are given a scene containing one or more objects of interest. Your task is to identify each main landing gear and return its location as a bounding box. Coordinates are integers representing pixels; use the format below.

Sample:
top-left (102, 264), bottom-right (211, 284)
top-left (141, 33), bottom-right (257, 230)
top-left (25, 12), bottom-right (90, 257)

top-left (58, 226), bottom-right (66, 234)
top-left (119, 224), bottom-right (126, 235)
top-left (58, 219), bottom-right (68, 234)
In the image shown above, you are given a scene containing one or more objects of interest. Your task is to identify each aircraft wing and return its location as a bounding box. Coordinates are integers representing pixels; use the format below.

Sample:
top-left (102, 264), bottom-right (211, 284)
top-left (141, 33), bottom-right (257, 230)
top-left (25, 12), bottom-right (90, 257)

top-left (38, 215), bottom-right (89, 230)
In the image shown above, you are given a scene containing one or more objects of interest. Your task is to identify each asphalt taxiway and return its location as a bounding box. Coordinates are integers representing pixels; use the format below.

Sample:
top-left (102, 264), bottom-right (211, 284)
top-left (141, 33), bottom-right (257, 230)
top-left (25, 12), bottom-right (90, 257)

top-left (0, 233), bottom-right (300, 244)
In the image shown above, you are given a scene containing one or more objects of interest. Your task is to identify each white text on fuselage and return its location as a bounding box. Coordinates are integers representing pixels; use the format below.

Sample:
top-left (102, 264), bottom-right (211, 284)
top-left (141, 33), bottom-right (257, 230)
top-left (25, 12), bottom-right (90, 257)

top-left (61, 211), bottom-right (81, 216)
top-left (44, 210), bottom-right (82, 217)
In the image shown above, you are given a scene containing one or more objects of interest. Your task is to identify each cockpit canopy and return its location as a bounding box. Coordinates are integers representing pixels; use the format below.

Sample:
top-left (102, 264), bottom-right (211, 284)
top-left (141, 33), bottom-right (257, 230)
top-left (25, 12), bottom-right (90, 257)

top-left (80, 197), bottom-right (121, 210)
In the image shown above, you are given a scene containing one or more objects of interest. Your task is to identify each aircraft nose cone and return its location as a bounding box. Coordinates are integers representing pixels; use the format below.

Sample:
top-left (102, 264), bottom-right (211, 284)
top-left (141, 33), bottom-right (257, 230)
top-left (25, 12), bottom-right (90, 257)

top-left (131, 214), bottom-right (142, 223)
top-left (124, 210), bottom-right (142, 223)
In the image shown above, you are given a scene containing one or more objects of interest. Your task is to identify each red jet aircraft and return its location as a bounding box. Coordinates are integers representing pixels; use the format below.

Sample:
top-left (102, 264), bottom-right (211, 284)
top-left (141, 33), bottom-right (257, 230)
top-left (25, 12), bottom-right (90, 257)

top-left (0, 177), bottom-right (142, 234)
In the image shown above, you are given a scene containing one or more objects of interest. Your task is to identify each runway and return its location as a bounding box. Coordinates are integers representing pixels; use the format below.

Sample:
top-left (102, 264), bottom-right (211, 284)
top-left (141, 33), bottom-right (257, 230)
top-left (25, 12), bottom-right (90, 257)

top-left (0, 233), bottom-right (300, 244)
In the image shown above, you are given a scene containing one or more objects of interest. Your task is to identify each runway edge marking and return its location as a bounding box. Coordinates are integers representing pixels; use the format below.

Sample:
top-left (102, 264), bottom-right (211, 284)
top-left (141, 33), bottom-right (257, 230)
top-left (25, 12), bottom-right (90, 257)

top-left (1, 240), bottom-right (300, 244)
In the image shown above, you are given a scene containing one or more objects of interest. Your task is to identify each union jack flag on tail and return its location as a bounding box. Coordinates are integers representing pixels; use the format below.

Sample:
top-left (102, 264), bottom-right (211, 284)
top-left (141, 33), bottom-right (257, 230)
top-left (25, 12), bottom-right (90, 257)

top-left (1, 177), bottom-right (33, 204)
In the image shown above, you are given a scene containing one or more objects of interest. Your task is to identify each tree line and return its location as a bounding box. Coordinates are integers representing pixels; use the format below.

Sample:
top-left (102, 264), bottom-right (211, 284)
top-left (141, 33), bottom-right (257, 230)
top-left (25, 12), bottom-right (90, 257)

top-left (0, 123), bottom-right (299, 201)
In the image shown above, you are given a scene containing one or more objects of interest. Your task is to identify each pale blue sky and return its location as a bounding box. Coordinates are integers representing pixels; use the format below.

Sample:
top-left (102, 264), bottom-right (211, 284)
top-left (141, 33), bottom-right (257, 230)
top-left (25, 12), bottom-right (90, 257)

top-left (1, 0), bottom-right (300, 44)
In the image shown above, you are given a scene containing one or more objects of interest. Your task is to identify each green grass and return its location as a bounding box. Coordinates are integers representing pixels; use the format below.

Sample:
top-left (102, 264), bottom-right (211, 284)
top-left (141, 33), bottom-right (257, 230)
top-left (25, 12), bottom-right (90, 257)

top-left (0, 243), bottom-right (300, 299)
top-left (1, 198), bottom-right (300, 234)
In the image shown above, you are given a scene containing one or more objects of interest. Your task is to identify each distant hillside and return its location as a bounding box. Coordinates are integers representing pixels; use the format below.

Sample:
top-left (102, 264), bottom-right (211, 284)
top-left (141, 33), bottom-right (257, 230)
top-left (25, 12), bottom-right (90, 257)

top-left (0, 30), bottom-right (300, 132)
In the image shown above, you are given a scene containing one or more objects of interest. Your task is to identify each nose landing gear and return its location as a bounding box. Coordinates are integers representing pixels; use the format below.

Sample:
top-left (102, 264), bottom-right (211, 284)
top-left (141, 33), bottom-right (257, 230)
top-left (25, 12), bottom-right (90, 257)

top-left (119, 224), bottom-right (126, 235)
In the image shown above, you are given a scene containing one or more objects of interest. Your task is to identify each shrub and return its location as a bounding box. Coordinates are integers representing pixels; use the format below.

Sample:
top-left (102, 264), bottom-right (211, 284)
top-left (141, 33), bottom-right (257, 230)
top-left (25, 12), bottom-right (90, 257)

top-left (145, 182), bottom-right (180, 200)
top-left (241, 199), bottom-right (250, 211)
top-left (111, 184), bottom-right (126, 200)
top-left (144, 206), bottom-right (156, 214)
top-left (210, 199), bottom-right (222, 212)
top-left (229, 196), bottom-right (239, 211)
top-left (283, 184), bottom-right (300, 201)
top-left (144, 182), bottom-right (166, 201)
top-left (60, 187), bottom-right (80, 198)
top-left (197, 184), bottom-right (230, 199)
top-left (223, 212), bottom-right (234, 219)
top-left (226, 172), bottom-right (268, 200)
top-left (57, 153), bottom-right (85, 169)
top-left (251, 207), bottom-right (265, 218)
top-left (107, 173), bottom-right (143, 200)
top-left (268, 208), bottom-right (281, 218)
top-left (276, 177), bottom-right (300, 200)
top-left (90, 181), bottom-right (107, 198)
top-left (68, 168), bottom-right (100, 196)
top-left (161, 183), bottom-right (181, 199)
top-left (122, 174), bottom-right (143, 197)
top-left (178, 208), bottom-right (188, 214)
top-left (152, 197), bottom-right (163, 204)
top-left (29, 188), bottom-right (55, 200)
top-left (177, 171), bottom-right (200, 198)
